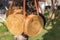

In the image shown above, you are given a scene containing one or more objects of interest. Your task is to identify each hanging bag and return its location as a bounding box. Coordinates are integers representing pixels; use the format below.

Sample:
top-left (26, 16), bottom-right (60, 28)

top-left (24, 0), bottom-right (44, 37)
top-left (5, 0), bottom-right (24, 36)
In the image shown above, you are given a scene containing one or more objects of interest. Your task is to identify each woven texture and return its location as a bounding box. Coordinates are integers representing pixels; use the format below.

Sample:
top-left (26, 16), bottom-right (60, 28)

top-left (5, 0), bottom-right (44, 37)
top-left (24, 14), bottom-right (44, 37)
top-left (5, 8), bottom-right (24, 35)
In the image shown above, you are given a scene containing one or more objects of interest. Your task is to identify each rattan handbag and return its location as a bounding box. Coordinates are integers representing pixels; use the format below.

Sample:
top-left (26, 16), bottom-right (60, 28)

top-left (5, 0), bottom-right (24, 36)
top-left (5, 0), bottom-right (44, 38)
top-left (24, 0), bottom-right (44, 37)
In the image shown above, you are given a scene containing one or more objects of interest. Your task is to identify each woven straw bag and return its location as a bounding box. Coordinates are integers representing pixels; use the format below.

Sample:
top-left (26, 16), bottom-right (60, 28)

top-left (24, 14), bottom-right (44, 37)
top-left (24, 0), bottom-right (44, 37)
top-left (5, 0), bottom-right (44, 38)
top-left (5, 0), bottom-right (24, 36)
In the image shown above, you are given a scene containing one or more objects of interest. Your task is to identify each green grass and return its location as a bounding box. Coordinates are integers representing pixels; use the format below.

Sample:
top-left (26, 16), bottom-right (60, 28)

top-left (0, 22), bottom-right (14, 40)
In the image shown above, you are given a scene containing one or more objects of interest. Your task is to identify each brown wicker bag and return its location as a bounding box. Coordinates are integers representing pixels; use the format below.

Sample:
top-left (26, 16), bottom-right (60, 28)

top-left (24, 14), bottom-right (44, 37)
top-left (5, 0), bottom-right (44, 37)
top-left (5, 0), bottom-right (24, 36)
top-left (24, 0), bottom-right (44, 37)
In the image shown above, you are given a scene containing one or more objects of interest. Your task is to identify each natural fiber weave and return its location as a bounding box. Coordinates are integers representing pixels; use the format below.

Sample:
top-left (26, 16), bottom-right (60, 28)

top-left (24, 14), bottom-right (44, 37)
top-left (5, 0), bottom-right (44, 37)
top-left (5, 8), bottom-right (24, 35)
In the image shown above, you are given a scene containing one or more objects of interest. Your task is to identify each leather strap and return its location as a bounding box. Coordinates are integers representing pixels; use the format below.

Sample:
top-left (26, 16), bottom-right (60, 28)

top-left (23, 0), bottom-right (26, 18)
top-left (9, 0), bottom-right (15, 9)
top-left (34, 0), bottom-right (39, 15)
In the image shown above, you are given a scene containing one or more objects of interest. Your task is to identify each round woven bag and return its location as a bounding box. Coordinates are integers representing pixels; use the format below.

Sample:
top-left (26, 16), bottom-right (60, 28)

top-left (24, 0), bottom-right (44, 37)
top-left (24, 14), bottom-right (44, 37)
top-left (5, 0), bottom-right (24, 36)
top-left (5, 8), bottom-right (24, 36)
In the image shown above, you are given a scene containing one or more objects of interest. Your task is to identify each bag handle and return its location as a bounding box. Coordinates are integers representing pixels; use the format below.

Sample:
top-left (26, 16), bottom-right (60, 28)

top-left (12, 0), bottom-right (26, 17)
top-left (23, 0), bottom-right (26, 18)
top-left (8, 0), bottom-right (23, 16)
top-left (34, 0), bottom-right (40, 15)
top-left (6, 0), bottom-right (15, 17)
top-left (9, 0), bottom-right (15, 9)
